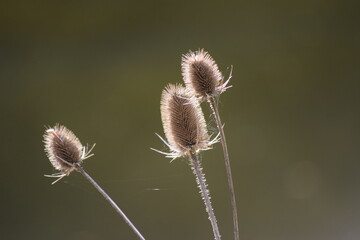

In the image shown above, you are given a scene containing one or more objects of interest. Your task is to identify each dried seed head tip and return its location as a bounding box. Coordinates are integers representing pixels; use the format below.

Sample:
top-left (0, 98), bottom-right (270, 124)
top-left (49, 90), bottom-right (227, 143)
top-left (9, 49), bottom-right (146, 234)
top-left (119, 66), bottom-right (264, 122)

top-left (156, 84), bottom-right (216, 159)
top-left (43, 124), bottom-right (93, 177)
top-left (182, 49), bottom-right (228, 98)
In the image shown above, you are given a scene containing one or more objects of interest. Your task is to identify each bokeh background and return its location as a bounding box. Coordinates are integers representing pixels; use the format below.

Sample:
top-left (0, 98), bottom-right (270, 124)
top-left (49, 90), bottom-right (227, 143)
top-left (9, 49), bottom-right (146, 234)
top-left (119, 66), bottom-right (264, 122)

top-left (0, 1), bottom-right (359, 240)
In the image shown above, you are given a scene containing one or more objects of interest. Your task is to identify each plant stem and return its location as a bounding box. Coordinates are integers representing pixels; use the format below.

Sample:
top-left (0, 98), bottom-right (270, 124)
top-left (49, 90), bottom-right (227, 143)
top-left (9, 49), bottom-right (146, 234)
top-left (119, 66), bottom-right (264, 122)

top-left (208, 96), bottom-right (239, 240)
top-left (189, 151), bottom-right (221, 240)
top-left (75, 164), bottom-right (146, 240)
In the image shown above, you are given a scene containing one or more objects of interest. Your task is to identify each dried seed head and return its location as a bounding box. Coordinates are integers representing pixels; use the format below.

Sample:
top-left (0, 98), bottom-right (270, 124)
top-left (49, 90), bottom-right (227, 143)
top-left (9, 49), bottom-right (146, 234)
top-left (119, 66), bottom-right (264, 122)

top-left (157, 84), bottom-right (215, 158)
top-left (43, 124), bottom-right (83, 174)
top-left (182, 49), bottom-right (228, 98)
top-left (43, 124), bottom-right (95, 183)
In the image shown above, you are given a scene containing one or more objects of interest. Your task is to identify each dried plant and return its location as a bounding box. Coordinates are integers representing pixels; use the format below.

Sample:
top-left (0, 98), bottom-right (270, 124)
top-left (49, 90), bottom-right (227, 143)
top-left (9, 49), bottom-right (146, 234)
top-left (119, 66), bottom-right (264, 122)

top-left (182, 49), bottom-right (239, 240)
top-left (152, 84), bottom-right (221, 240)
top-left (43, 124), bottom-right (146, 240)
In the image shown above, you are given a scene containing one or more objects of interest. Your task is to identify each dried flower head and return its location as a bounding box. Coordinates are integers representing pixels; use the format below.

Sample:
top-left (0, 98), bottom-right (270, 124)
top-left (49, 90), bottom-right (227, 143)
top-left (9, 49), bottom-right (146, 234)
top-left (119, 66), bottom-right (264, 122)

top-left (152, 84), bottom-right (219, 159)
top-left (43, 124), bottom-right (95, 184)
top-left (181, 49), bottom-right (232, 99)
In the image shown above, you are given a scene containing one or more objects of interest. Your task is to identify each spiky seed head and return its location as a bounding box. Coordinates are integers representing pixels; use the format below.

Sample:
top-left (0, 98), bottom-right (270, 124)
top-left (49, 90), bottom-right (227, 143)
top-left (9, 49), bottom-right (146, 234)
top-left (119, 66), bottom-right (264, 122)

top-left (182, 49), bottom-right (224, 98)
top-left (43, 124), bottom-right (84, 175)
top-left (160, 84), bottom-right (209, 157)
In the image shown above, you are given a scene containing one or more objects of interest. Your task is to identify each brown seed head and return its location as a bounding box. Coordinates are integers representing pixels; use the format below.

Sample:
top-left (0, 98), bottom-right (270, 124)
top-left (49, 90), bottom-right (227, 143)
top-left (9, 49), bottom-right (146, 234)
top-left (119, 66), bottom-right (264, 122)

top-left (43, 124), bottom-right (84, 175)
top-left (182, 49), bottom-right (223, 98)
top-left (160, 84), bottom-right (209, 157)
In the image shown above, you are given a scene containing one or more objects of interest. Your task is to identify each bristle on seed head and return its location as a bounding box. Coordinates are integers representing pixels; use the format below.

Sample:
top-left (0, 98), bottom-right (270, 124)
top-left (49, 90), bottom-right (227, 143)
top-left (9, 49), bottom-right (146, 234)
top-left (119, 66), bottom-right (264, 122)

top-left (182, 49), bottom-right (231, 98)
top-left (43, 124), bottom-right (94, 181)
top-left (156, 84), bottom-right (216, 159)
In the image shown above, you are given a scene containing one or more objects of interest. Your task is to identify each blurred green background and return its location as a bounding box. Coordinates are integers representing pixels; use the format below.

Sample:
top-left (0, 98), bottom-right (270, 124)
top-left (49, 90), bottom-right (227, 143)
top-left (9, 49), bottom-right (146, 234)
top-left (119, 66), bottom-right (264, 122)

top-left (0, 0), bottom-right (359, 239)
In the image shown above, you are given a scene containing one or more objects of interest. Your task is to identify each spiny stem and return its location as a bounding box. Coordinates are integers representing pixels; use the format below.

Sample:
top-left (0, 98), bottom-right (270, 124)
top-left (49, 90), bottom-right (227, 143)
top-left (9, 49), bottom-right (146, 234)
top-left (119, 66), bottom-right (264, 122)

top-left (75, 164), bottom-right (146, 240)
top-left (208, 96), bottom-right (239, 240)
top-left (189, 151), bottom-right (221, 240)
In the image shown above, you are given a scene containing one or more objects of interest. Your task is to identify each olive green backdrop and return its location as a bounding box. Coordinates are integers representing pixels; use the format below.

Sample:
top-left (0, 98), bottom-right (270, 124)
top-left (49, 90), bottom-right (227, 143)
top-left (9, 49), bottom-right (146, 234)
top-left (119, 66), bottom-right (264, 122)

top-left (0, 1), bottom-right (359, 240)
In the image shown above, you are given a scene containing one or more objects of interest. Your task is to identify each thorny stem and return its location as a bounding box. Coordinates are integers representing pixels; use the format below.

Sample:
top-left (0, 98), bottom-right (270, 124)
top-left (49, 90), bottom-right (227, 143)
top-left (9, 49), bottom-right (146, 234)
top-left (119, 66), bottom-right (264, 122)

top-left (75, 164), bottom-right (146, 240)
top-left (189, 151), bottom-right (221, 240)
top-left (208, 96), bottom-right (239, 240)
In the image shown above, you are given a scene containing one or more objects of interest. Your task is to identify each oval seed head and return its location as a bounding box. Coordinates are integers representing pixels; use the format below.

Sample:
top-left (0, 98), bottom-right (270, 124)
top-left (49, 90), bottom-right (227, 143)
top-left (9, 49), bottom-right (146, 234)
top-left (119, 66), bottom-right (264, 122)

top-left (43, 124), bottom-right (84, 175)
top-left (160, 84), bottom-right (210, 157)
top-left (182, 49), bottom-right (224, 98)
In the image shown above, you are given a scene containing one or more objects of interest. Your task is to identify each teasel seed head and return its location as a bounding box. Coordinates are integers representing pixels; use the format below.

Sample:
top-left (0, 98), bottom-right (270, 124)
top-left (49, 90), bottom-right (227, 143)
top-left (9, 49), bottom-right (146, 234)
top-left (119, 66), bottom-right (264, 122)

top-left (152, 84), bottom-right (219, 160)
top-left (43, 124), bottom-right (95, 184)
top-left (182, 49), bottom-right (232, 99)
